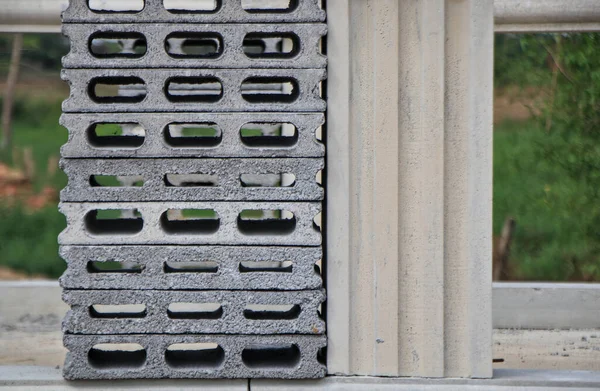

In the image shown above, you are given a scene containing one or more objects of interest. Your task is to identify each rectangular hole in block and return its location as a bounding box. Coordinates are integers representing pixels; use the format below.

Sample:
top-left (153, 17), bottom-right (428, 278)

top-left (243, 33), bottom-right (299, 58)
top-left (237, 209), bottom-right (296, 235)
top-left (164, 261), bottom-right (218, 273)
top-left (240, 173), bottom-right (295, 188)
top-left (243, 304), bottom-right (300, 320)
top-left (313, 212), bottom-right (322, 231)
top-left (167, 302), bottom-right (223, 319)
top-left (87, 261), bottom-right (144, 273)
top-left (239, 260), bottom-right (293, 273)
top-left (89, 33), bottom-right (147, 58)
top-left (84, 209), bottom-right (143, 235)
top-left (88, 0), bottom-right (144, 12)
top-left (160, 209), bottom-right (220, 234)
top-left (241, 77), bottom-right (298, 104)
top-left (88, 77), bottom-right (146, 104)
top-left (165, 33), bottom-right (223, 58)
top-left (165, 77), bottom-right (222, 103)
top-left (164, 123), bottom-right (222, 148)
top-left (240, 122), bottom-right (298, 148)
top-left (241, 0), bottom-right (298, 13)
top-left (165, 343), bottom-right (224, 369)
top-left (242, 343), bottom-right (300, 369)
top-left (164, 174), bottom-right (219, 187)
top-left (88, 343), bottom-right (146, 369)
top-left (89, 304), bottom-right (147, 319)
top-left (90, 175), bottom-right (144, 187)
top-left (163, 0), bottom-right (219, 13)
top-left (87, 123), bottom-right (145, 149)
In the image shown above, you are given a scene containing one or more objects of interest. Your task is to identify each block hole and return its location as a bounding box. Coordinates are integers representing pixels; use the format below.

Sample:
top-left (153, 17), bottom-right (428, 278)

top-left (84, 209), bottom-right (143, 235)
top-left (90, 175), bottom-right (144, 187)
top-left (240, 122), bottom-right (297, 148)
top-left (243, 304), bottom-right (301, 320)
top-left (160, 209), bottom-right (220, 234)
top-left (164, 261), bottom-right (218, 273)
top-left (243, 33), bottom-right (299, 58)
top-left (163, 0), bottom-right (220, 13)
top-left (240, 173), bottom-right (295, 188)
top-left (317, 347), bottom-right (326, 365)
top-left (87, 261), bottom-right (144, 273)
top-left (89, 32), bottom-right (147, 58)
top-left (315, 170), bottom-right (323, 187)
top-left (167, 302), bottom-right (223, 319)
top-left (241, 343), bottom-right (300, 369)
top-left (241, 0), bottom-right (298, 13)
top-left (88, 76), bottom-right (146, 104)
top-left (164, 123), bottom-right (222, 148)
top-left (237, 210), bottom-right (296, 235)
top-left (241, 77), bottom-right (298, 104)
top-left (88, 0), bottom-right (144, 12)
top-left (165, 343), bottom-right (224, 369)
top-left (315, 125), bottom-right (323, 142)
top-left (88, 343), bottom-right (146, 369)
top-left (313, 212), bottom-right (322, 231)
top-left (239, 260), bottom-right (293, 273)
top-left (165, 33), bottom-right (223, 58)
top-left (165, 77), bottom-right (222, 103)
top-left (89, 304), bottom-right (147, 319)
top-left (87, 123), bottom-right (145, 149)
top-left (314, 258), bottom-right (322, 275)
top-left (164, 174), bottom-right (219, 187)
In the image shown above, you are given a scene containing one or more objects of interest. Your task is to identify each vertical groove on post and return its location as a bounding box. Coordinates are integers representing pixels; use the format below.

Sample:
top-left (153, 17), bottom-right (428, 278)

top-left (347, 0), bottom-right (400, 375)
top-left (397, 0), bottom-right (446, 377)
top-left (444, 0), bottom-right (493, 378)
top-left (326, 0), bottom-right (351, 376)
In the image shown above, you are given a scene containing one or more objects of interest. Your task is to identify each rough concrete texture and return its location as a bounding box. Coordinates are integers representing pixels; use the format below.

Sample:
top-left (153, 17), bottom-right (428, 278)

top-left (59, 245), bottom-right (322, 290)
top-left (62, 0), bottom-right (326, 24)
top-left (59, 112), bottom-right (324, 158)
top-left (60, 158), bottom-right (323, 202)
top-left (63, 334), bottom-right (326, 379)
top-left (62, 289), bottom-right (325, 335)
top-left (61, 68), bottom-right (327, 113)
top-left (58, 201), bottom-right (322, 246)
top-left (63, 23), bottom-right (327, 69)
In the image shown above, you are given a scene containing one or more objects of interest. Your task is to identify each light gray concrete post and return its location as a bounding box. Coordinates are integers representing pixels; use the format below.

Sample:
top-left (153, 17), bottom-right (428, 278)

top-left (327, 0), bottom-right (493, 378)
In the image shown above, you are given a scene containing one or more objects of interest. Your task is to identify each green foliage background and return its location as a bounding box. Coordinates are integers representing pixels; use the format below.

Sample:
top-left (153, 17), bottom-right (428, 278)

top-left (494, 33), bottom-right (600, 280)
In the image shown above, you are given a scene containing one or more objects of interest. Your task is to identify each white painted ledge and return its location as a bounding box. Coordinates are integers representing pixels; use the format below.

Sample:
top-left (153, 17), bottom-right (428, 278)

top-left (1, 366), bottom-right (600, 390)
top-left (493, 283), bottom-right (600, 329)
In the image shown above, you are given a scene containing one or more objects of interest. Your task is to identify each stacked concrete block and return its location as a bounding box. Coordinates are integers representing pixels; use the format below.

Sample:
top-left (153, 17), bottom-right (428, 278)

top-left (59, 0), bottom-right (326, 380)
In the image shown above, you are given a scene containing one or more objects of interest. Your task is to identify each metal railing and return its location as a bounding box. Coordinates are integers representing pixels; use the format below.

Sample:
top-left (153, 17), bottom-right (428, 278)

top-left (2, 0), bottom-right (600, 33)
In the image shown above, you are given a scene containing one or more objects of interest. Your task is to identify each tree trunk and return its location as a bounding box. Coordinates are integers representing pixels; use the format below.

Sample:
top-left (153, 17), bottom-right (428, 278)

top-left (1, 33), bottom-right (24, 152)
top-left (493, 217), bottom-right (516, 281)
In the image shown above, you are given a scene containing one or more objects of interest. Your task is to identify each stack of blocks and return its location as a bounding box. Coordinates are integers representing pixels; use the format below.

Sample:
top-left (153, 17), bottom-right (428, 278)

top-left (58, 0), bottom-right (327, 379)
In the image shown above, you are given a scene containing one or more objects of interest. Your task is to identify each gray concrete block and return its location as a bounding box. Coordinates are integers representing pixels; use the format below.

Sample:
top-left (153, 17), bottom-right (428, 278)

top-left (58, 201), bottom-right (322, 246)
top-left (62, 0), bottom-right (326, 24)
top-left (60, 112), bottom-right (324, 158)
top-left (63, 334), bottom-right (326, 379)
top-left (60, 245), bottom-right (322, 290)
top-left (63, 23), bottom-right (327, 69)
top-left (61, 68), bottom-right (326, 113)
top-left (62, 289), bottom-right (325, 335)
top-left (60, 158), bottom-right (323, 202)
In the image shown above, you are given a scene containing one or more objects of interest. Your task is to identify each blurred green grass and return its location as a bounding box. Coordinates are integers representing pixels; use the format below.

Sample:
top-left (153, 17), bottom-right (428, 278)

top-left (0, 94), bottom-right (66, 278)
top-left (494, 120), bottom-right (599, 281)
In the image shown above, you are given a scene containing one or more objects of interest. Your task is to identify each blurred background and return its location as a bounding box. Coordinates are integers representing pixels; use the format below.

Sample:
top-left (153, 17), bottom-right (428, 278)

top-left (0, 32), bottom-right (598, 281)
